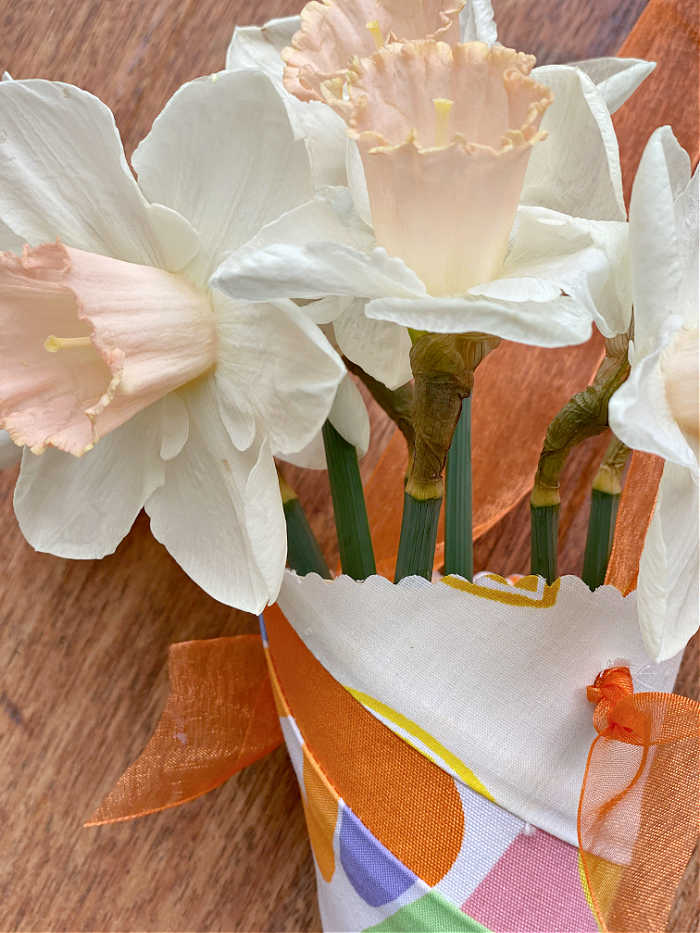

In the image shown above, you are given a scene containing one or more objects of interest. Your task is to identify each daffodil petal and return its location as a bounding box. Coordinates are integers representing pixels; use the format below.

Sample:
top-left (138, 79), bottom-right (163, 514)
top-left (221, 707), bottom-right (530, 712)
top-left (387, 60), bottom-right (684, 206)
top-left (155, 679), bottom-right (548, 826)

top-left (145, 376), bottom-right (286, 613)
top-left (226, 17), bottom-right (300, 76)
top-left (227, 18), bottom-right (348, 188)
top-left (279, 372), bottom-right (370, 469)
top-left (0, 217), bottom-right (24, 253)
top-left (502, 206), bottom-right (631, 337)
top-left (133, 69), bottom-right (313, 284)
top-left (213, 292), bottom-right (344, 457)
top-left (13, 404), bottom-right (167, 558)
top-left (571, 57), bottom-right (655, 113)
top-left (629, 126), bottom-right (695, 353)
top-left (366, 291), bottom-right (592, 347)
top-left (608, 348), bottom-right (697, 472)
top-left (333, 298), bottom-right (413, 390)
top-left (637, 461), bottom-right (699, 661)
top-left (459, 0), bottom-right (498, 43)
top-left (524, 64), bottom-right (626, 221)
top-left (0, 80), bottom-right (187, 267)
top-left (0, 430), bottom-right (21, 470)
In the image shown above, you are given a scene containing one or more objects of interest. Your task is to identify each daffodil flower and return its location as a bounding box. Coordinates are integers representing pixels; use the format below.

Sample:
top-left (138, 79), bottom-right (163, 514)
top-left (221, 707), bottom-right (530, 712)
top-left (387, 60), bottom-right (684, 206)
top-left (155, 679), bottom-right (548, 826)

top-left (213, 39), bottom-right (631, 387)
top-left (609, 127), bottom-right (699, 661)
top-left (222, 1), bottom-right (653, 387)
top-left (0, 70), bottom-right (345, 612)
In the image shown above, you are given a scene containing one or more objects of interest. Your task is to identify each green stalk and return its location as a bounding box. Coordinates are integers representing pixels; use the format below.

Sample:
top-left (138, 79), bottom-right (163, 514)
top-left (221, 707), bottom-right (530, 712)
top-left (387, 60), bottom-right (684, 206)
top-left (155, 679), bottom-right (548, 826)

top-left (581, 490), bottom-right (619, 590)
top-left (395, 332), bottom-right (498, 584)
top-left (530, 331), bottom-right (632, 585)
top-left (581, 436), bottom-right (630, 590)
top-left (280, 475), bottom-right (331, 579)
top-left (322, 420), bottom-right (376, 579)
top-left (530, 503), bottom-right (560, 583)
top-left (444, 397), bottom-right (473, 580)
top-left (394, 493), bottom-right (442, 582)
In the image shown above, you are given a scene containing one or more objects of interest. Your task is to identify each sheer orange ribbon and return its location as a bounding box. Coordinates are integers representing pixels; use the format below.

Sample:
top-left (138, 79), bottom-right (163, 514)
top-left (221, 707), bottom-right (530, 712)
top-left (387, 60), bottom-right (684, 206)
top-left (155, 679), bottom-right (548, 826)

top-left (579, 666), bottom-right (700, 932)
top-left (86, 635), bottom-right (282, 825)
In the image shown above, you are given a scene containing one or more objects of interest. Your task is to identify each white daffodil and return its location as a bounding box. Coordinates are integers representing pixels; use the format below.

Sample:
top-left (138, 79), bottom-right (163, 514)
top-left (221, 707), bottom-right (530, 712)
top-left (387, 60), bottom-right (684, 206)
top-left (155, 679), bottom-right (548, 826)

top-left (222, 1), bottom-right (652, 388)
top-left (212, 39), bottom-right (632, 387)
top-left (609, 127), bottom-right (699, 661)
top-left (0, 70), bottom-right (346, 612)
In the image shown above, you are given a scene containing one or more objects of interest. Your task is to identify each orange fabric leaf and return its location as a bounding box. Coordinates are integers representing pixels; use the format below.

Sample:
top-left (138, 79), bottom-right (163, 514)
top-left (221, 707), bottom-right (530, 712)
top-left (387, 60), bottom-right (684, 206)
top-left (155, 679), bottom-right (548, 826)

top-left (86, 634), bottom-right (282, 825)
top-left (579, 667), bottom-right (700, 932)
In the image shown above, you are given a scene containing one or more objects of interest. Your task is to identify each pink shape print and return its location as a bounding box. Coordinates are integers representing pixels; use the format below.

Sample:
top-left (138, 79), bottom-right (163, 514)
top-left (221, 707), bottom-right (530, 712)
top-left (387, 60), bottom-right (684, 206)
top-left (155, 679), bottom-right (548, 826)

top-left (463, 828), bottom-right (597, 933)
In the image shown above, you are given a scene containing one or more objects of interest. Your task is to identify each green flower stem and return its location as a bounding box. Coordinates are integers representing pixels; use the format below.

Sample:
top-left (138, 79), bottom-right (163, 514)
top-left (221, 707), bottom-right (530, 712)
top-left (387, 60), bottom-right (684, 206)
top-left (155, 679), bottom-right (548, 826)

top-left (394, 332), bottom-right (498, 582)
top-left (394, 492), bottom-right (442, 582)
top-left (530, 503), bottom-right (560, 583)
top-left (530, 332), bottom-right (631, 581)
top-left (444, 397), bottom-right (473, 580)
top-left (322, 420), bottom-right (376, 580)
top-left (582, 436), bottom-right (630, 590)
top-left (279, 473), bottom-right (331, 579)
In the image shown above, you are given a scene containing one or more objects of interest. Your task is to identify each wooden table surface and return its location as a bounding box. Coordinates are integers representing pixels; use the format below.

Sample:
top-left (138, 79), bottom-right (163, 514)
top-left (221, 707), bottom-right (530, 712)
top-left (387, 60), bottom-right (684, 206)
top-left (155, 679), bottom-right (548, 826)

top-left (1, 0), bottom-right (698, 930)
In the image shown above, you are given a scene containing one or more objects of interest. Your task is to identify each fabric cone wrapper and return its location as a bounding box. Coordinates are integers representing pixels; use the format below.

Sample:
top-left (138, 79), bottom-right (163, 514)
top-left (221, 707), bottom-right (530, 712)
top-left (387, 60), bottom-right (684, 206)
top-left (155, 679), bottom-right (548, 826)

top-left (89, 569), bottom-right (698, 933)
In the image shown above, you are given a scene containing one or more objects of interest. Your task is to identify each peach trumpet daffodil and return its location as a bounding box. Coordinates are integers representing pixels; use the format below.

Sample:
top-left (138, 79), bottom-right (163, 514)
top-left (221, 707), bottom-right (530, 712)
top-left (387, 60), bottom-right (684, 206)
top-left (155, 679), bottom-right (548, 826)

top-left (609, 127), bottom-right (699, 661)
top-left (0, 71), bottom-right (346, 612)
top-left (213, 40), bottom-right (632, 385)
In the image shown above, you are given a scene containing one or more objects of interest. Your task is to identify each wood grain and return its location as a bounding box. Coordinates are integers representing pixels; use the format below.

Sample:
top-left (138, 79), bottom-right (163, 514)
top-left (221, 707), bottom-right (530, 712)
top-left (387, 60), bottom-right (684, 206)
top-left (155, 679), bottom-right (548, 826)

top-left (1, 1), bottom-right (697, 931)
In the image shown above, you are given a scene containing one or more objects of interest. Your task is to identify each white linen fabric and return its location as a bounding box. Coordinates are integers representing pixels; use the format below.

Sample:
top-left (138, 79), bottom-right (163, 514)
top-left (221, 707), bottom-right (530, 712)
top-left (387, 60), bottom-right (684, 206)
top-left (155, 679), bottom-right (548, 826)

top-left (277, 570), bottom-right (682, 846)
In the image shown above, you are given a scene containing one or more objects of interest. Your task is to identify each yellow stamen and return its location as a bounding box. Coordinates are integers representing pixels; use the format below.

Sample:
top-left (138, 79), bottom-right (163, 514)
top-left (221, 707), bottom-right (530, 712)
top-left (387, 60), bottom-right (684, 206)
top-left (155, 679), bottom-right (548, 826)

top-left (433, 98), bottom-right (454, 147)
top-left (44, 335), bottom-right (92, 353)
top-left (366, 20), bottom-right (384, 49)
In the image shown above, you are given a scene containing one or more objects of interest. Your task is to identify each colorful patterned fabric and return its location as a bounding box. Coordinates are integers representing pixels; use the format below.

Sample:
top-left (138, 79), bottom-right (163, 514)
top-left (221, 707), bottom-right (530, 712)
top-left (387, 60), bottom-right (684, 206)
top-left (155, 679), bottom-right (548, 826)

top-left (263, 605), bottom-right (605, 932)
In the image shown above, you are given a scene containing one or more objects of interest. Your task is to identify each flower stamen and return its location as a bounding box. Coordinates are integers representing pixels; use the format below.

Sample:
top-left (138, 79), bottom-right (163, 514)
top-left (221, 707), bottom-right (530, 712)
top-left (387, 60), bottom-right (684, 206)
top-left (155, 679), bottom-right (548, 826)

top-left (366, 20), bottom-right (384, 49)
top-left (433, 97), bottom-right (453, 147)
top-left (44, 335), bottom-right (93, 353)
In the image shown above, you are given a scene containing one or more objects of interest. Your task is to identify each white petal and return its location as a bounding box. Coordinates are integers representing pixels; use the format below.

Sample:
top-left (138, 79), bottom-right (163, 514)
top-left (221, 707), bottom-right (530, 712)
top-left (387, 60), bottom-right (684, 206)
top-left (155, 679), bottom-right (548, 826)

top-left (212, 190), bottom-right (425, 301)
top-left (523, 65), bottom-right (626, 221)
top-left (279, 372), bottom-right (370, 469)
top-left (226, 19), bottom-right (347, 188)
top-left (608, 348), bottom-right (697, 471)
top-left (333, 298), bottom-right (413, 390)
top-left (460, 0), bottom-right (498, 43)
top-left (133, 69), bottom-right (313, 284)
top-left (503, 206), bottom-right (631, 337)
top-left (159, 392), bottom-right (190, 462)
top-left (571, 57), bottom-right (655, 113)
top-left (0, 430), bottom-right (21, 469)
top-left (303, 295), bottom-right (355, 325)
top-left (629, 126), bottom-right (692, 353)
top-left (0, 80), bottom-right (184, 266)
top-left (226, 17), bottom-right (300, 77)
top-left (213, 292), bottom-right (344, 457)
top-left (346, 139), bottom-right (373, 226)
top-left (13, 404), bottom-right (167, 558)
top-left (330, 373), bottom-right (370, 455)
top-left (636, 461), bottom-right (699, 661)
top-left (145, 376), bottom-right (285, 612)
top-left (366, 291), bottom-right (592, 347)
top-left (0, 217), bottom-right (24, 253)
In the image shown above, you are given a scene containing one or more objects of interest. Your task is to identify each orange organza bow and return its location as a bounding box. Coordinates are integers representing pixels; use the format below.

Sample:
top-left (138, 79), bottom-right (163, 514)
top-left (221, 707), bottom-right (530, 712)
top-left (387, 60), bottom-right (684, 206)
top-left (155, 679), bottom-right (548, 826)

top-left (579, 667), bottom-right (700, 932)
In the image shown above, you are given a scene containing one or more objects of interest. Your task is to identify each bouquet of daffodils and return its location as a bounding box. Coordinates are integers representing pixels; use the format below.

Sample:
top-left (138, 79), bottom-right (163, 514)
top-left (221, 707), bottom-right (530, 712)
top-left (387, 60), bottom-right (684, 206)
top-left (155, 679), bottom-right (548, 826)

top-left (1, 0), bottom-right (698, 930)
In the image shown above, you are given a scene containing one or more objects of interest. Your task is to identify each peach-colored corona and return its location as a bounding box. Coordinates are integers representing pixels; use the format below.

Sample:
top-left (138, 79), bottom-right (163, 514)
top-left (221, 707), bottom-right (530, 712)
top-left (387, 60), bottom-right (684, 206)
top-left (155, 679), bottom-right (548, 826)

top-left (0, 242), bottom-right (217, 456)
top-left (282, 0), bottom-right (464, 102)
